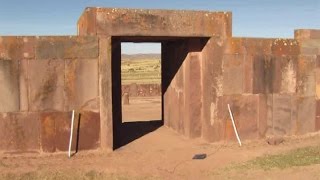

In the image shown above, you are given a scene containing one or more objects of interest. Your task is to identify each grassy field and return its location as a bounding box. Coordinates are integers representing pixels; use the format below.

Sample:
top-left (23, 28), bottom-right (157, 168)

top-left (121, 57), bottom-right (161, 85)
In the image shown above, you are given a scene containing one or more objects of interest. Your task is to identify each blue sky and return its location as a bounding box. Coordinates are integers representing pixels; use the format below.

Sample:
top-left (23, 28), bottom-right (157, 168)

top-left (0, 0), bottom-right (319, 54)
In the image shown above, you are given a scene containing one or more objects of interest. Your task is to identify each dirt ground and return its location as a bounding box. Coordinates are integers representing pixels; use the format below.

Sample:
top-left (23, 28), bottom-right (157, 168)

top-left (1, 96), bottom-right (320, 180)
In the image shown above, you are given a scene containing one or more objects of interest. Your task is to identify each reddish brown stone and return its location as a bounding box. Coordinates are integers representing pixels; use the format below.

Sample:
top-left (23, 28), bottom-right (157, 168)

top-left (0, 36), bottom-right (35, 60)
top-left (54, 112), bottom-right (75, 151)
top-left (272, 55), bottom-right (298, 94)
top-left (219, 95), bottom-right (261, 140)
top-left (295, 29), bottom-right (320, 40)
top-left (40, 112), bottom-right (57, 152)
top-left (316, 100), bottom-right (320, 131)
top-left (0, 60), bottom-right (20, 112)
top-left (19, 60), bottom-right (29, 111)
top-left (300, 39), bottom-right (320, 55)
top-left (76, 111), bottom-right (100, 150)
top-left (65, 59), bottom-right (99, 112)
top-left (252, 55), bottom-right (273, 94)
top-left (35, 36), bottom-right (98, 59)
top-left (316, 56), bottom-right (320, 99)
top-left (28, 60), bottom-right (65, 111)
top-left (185, 53), bottom-right (202, 138)
top-left (78, 8), bottom-right (231, 38)
top-left (223, 54), bottom-right (244, 95)
top-left (297, 55), bottom-right (316, 97)
top-left (98, 37), bottom-right (113, 150)
top-left (201, 38), bottom-right (225, 142)
top-left (272, 94), bottom-right (297, 136)
top-left (297, 97), bottom-right (316, 134)
top-left (271, 39), bottom-right (300, 56)
top-left (0, 112), bottom-right (40, 152)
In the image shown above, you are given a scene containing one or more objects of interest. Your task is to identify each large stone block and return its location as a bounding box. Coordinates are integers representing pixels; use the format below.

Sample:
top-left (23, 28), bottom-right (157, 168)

top-left (272, 94), bottom-right (297, 136)
top-left (35, 36), bottom-right (98, 59)
top-left (223, 54), bottom-right (244, 95)
top-left (40, 111), bottom-right (100, 152)
top-left (297, 55), bottom-right (316, 97)
top-left (252, 55), bottom-right (273, 94)
top-left (201, 38), bottom-right (225, 142)
top-left (315, 56), bottom-right (320, 99)
top-left (297, 97), bottom-right (316, 134)
top-left (225, 38), bottom-right (273, 55)
top-left (300, 39), bottom-right (320, 55)
top-left (19, 60), bottom-right (29, 111)
top-left (219, 95), bottom-right (266, 140)
top-left (0, 60), bottom-right (20, 112)
top-left (65, 59), bottom-right (99, 112)
top-left (0, 112), bottom-right (40, 152)
top-left (316, 100), bottom-right (320, 131)
top-left (295, 29), bottom-right (320, 40)
top-left (272, 55), bottom-right (298, 94)
top-left (184, 53), bottom-right (202, 138)
top-left (0, 36), bottom-right (35, 60)
top-left (40, 112), bottom-right (57, 152)
top-left (78, 8), bottom-right (231, 37)
top-left (28, 60), bottom-right (65, 111)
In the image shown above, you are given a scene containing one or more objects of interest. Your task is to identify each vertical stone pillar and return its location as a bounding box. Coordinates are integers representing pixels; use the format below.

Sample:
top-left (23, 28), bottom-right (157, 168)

top-left (99, 37), bottom-right (113, 150)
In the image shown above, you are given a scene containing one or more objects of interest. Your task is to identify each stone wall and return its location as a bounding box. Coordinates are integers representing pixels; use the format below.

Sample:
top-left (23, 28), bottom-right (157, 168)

top-left (121, 84), bottom-right (161, 97)
top-left (0, 36), bottom-right (100, 154)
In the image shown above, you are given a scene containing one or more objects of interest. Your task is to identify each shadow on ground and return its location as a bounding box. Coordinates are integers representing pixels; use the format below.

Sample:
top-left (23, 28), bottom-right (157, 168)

top-left (114, 120), bottom-right (163, 149)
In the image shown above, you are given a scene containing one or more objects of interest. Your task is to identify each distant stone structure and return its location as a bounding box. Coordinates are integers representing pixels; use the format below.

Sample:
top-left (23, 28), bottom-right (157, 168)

top-left (0, 7), bottom-right (319, 153)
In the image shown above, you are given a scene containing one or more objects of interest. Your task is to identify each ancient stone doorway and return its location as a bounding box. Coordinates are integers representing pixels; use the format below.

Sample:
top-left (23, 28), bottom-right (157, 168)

top-left (111, 36), bottom-right (208, 149)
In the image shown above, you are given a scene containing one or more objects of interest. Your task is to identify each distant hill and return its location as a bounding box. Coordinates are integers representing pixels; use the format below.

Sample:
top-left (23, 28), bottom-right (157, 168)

top-left (122, 53), bottom-right (161, 61)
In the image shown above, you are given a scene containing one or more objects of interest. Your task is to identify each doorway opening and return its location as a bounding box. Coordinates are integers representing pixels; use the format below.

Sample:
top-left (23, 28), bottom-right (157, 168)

top-left (111, 37), bottom-right (209, 150)
top-left (121, 42), bottom-right (162, 122)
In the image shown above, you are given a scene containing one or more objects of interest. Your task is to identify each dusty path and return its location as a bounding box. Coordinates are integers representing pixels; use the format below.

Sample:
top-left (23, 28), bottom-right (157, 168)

top-left (1, 126), bottom-right (320, 180)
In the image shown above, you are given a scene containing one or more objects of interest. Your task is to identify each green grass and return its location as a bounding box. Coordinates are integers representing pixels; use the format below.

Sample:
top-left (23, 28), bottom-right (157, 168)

top-left (121, 58), bottom-right (161, 85)
top-left (232, 145), bottom-right (320, 171)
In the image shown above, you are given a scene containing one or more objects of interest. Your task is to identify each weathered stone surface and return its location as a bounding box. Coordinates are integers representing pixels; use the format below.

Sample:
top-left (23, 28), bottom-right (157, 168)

top-left (185, 52), bottom-right (202, 138)
top-left (225, 38), bottom-right (273, 55)
top-left (297, 55), bottom-right (316, 97)
top-left (78, 7), bottom-right (232, 37)
top-left (98, 37), bottom-right (113, 150)
top-left (0, 60), bottom-right (20, 112)
top-left (223, 54), bottom-right (244, 95)
top-left (35, 36), bottom-right (98, 59)
top-left (219, 95), bottom-right (265, 140)
top-left (28, 60), bottom-right (65, 111)
top-left (40, 111), bottom-right (100, 152)
top-left (78, 8), bottom-right (97, 36)
top-left (252, 55), bottom-right (273, 94)
top-left (315, 56), bottom-right (320, 99)
top-left (297, 97), bottom-right (316, 134)
top-left (271, 39), bottom-right (300, 56)
top-left (300, 39), bottom-right (320, 55)
top-left (40, 112), bottom-right (56, 152)
top-left (19, 60), bottom-right (29, 111)
top-left (295, 29), bottom-right (320, 40)
top-left (201, 37), bottom-right (225, 142)
top-left (273, 56), bottom-right (298, 94)
top-left (54, 112), bottom-right (75, 151)
top-left (272, 94), bottom-right (297, 136)
top-left (316, 100), bottom-right (320, 131)
top-left (65, 59), bottom-right (99, 112)
top-left (0, 36), bottom-right (35, 60)
top-left (0, 112), bottom-right (40, 152)
top-left (76, 111), bottom-right (100, 150)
